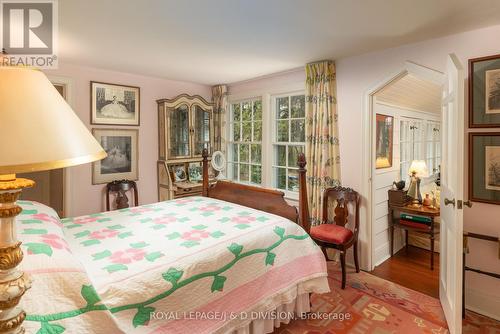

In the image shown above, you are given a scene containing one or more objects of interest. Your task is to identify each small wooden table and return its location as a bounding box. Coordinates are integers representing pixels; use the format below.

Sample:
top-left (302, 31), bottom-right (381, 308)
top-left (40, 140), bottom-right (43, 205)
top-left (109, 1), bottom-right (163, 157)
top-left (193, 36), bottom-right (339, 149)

top-left (388, 203), bottom-right (440, 270)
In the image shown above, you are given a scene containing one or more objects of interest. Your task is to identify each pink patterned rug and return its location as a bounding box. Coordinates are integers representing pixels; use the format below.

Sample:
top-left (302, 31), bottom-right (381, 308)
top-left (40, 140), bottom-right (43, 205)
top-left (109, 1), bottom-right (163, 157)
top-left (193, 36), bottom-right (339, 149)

top-left (276, 262), bottom-right (500, 333)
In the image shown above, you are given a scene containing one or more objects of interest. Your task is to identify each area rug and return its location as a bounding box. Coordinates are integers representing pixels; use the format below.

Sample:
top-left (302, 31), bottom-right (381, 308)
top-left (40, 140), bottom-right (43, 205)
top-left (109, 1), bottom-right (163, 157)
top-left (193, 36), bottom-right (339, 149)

top-left (275, 262), bottom-right (500, 334)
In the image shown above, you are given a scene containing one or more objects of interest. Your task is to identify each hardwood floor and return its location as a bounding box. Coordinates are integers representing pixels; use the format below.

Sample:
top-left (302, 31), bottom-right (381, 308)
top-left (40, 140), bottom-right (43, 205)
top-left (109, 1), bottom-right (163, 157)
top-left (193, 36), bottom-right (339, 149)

top-left (370, 245), bottom-right (439, 298)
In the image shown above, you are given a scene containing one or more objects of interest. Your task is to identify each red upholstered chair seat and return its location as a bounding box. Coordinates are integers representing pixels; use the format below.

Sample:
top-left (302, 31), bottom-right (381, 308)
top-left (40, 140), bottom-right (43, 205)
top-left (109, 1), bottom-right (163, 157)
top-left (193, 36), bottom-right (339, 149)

top-left (310, 224), bottom-right (353, 244)
top-left (311, 186), bottom-right (360, 289)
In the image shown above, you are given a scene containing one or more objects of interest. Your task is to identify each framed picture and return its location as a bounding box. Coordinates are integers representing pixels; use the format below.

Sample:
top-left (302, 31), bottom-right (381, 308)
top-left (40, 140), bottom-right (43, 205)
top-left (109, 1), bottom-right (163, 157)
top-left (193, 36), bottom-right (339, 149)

top-left (469, 132), bottom-right (500, 204)
top-left (171, 164), bottom-right (187, 182)
top-left (188, 162), bottom-right (202, 182)
top-left (91, 81), bottom-right (140, 126)
top-left (375, 114), bottom-right (393, 169)
top-left (92, 129), bottom-right (139, 185)
top-left (468, 54), bottom-right (500, 127)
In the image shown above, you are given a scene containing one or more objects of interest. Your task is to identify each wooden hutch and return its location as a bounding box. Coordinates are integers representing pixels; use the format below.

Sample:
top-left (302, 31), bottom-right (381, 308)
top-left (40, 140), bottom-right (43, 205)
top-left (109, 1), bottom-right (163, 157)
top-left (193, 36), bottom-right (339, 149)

top-left (157, 94), bottom-right (214, 200)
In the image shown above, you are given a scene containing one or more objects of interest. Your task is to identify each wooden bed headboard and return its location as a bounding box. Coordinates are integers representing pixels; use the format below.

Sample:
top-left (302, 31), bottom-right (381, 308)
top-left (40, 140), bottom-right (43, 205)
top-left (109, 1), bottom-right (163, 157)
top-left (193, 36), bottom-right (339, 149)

top-left (201, 150), bottom-right (311, 233)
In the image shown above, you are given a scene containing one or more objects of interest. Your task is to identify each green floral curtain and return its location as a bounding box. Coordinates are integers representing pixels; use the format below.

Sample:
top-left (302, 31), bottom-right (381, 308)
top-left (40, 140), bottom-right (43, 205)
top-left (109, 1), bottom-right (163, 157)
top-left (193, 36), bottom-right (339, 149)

top-left (211, 84), bottom-right (228, 153)
top-left (305, 61), bottom-right (341, 225)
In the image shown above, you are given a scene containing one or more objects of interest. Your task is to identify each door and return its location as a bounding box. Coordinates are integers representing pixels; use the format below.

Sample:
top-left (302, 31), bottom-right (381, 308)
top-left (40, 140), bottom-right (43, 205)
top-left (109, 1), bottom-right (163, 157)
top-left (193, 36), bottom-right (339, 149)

top-left (440, 54), bottom-right (464, 334)
top-left (191, 105), bottom-right (212, 156)
top-left (167, 104), bottom-right (191, 159)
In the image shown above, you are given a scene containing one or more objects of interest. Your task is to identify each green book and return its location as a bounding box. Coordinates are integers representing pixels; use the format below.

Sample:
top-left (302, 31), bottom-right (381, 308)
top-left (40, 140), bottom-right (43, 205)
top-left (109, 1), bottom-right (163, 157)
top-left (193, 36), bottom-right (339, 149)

top-left (400, 213), bottom-right (432, 225)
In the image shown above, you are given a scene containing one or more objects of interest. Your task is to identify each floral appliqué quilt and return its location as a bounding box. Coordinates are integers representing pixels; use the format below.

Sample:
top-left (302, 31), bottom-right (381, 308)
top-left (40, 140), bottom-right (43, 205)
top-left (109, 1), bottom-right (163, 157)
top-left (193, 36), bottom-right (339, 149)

top-left (19, 197), bottom-right (329, 333)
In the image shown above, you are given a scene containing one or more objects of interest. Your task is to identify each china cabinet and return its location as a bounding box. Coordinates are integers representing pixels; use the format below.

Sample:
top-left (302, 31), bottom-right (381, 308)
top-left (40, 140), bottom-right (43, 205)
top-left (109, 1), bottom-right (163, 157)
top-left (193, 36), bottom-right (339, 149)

top-left (157, 94), bottom-right (214, 200)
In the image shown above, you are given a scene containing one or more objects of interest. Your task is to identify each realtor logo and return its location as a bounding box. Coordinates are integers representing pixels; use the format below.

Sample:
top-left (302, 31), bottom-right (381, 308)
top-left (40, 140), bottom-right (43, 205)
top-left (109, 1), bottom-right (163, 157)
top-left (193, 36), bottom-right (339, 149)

top-left (0, 0), bottom-right (58, 68)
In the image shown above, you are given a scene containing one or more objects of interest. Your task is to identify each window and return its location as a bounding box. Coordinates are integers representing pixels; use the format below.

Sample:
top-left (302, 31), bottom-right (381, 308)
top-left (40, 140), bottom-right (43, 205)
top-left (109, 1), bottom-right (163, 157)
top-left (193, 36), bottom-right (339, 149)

top-left (399, 118), bottom-right (440, 182)
top-left (273, 95), bottom-right (305, 192)
top-left (227, 92), bottom-right (306, 198)
top-left (227, 99), bottom-right (262, 185)
top-left (425, 122), bottom-right (441, 177)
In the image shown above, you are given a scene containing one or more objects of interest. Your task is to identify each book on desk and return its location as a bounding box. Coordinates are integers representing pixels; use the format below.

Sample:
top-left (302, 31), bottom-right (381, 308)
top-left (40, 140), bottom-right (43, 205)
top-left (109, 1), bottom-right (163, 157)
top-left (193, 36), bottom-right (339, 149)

top-left (400, 213), bottom-right (432, 228)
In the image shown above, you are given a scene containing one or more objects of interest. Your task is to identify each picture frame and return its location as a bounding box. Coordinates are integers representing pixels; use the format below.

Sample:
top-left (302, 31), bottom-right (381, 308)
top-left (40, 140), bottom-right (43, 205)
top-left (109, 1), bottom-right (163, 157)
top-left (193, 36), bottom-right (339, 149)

top-left (375, 114), bottom-right (394, 169)
top-left (188, 162), bottom-right (202, 182)
top-left (91, 81), bottom-right (140, 126)
top-left (468, 132), bottom-right (500, 205)
top-left (171, 164), bottom-right (187, 182)
top-left (92, 129), bottom-right (139, 185)
top-left (468, 54), bottom-right (500, 128)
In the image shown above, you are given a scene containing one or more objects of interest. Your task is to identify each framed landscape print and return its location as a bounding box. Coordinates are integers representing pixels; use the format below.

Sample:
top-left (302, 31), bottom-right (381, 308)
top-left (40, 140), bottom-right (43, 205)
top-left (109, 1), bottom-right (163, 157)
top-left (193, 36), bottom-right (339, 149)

top-left (92, 129), bottom-right (139, 184)
top-left (469, 132), bottom-right (500, 204)
top-left (375, 114), bottom-right (393, 169)
top-left (468, 54), bottom-right (500, 127)
top-left (91, 81), bottom-right (140, 126)
top-left (486, 69), bottom-right (500, 114)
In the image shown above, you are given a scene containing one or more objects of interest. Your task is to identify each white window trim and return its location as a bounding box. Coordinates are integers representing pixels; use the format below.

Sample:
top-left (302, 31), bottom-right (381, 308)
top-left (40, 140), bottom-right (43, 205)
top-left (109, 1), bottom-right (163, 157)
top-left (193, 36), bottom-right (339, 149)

top-left (399, 116), bottom-right (441, 185)
top-left (225, 86), bottom-right (305, 201)
top-left (270, 91), bottom-right (306, 200)
top-left (227, 98), bottom-right (263, 185)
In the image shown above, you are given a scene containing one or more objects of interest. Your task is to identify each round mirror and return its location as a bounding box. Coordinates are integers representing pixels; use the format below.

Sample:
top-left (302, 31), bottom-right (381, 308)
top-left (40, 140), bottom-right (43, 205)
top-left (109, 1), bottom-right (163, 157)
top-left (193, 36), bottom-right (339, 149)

top-left (211, 151), bottom-right (226, 172)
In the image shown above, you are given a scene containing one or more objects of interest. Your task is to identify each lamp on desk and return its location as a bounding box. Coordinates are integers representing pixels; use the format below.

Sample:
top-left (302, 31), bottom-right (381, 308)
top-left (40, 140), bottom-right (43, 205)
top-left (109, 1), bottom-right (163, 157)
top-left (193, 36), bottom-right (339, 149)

top-left (0, 65), bottom-right (106, 332)
top-left (407, 160), bottom-right (429, 208)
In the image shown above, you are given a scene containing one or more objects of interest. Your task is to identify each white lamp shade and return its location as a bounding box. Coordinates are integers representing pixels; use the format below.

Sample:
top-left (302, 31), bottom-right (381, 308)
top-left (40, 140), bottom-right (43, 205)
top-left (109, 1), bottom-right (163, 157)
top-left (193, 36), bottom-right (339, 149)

top-left (0, 67), bottom-right (106, 174)
top-left (409, 160), bottom-right (429, 178)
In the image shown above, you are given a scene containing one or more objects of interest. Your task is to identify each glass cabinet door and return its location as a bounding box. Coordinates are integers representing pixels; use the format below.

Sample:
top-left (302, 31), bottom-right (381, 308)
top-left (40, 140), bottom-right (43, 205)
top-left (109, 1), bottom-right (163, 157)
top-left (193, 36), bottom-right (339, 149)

top-left (192, 105), bottom-right (211, 156)
top-left (168, 104), bottom-right (190, 158)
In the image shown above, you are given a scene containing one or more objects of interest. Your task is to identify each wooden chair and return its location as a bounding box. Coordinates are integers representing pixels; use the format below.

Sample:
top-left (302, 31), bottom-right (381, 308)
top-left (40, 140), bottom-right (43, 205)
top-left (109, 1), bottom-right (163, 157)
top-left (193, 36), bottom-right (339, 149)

top-left (310, 186), bottom-right (361, 289)
top-left (106, 180), bottom-right (138, 211)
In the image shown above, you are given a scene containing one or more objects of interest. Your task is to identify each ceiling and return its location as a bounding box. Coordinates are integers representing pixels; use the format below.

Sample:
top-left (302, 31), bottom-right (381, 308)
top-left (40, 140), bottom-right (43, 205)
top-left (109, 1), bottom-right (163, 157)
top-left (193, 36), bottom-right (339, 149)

top-left (58, 0), bottom-right (500, 85)
top-left (375, 73), bottom-right (442, 113)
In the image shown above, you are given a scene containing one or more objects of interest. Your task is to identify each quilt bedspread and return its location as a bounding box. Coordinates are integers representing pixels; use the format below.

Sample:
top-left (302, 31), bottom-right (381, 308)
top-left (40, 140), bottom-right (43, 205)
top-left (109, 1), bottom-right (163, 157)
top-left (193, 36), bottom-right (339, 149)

top-left (17, 200), bottom-right (122, 334)
top-left (19, 197), bottom-right (329, 333)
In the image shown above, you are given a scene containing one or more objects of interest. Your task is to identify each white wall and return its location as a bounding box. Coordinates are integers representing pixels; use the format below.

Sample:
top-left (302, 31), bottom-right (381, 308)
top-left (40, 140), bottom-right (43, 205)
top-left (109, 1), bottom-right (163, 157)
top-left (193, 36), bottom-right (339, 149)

top-left (372, 102), bottom-right (440, 266)
top-left (373, 103), bottom-right (403, 266)
top-left (336, 24), bottom-right (500, 319)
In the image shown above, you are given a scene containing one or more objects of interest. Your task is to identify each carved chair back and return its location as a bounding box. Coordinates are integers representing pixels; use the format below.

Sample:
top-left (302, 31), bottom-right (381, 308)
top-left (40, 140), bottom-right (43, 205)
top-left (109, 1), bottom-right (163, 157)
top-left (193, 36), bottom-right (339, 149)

top-left (322, 186), bottom-right (361, 238)
top-left (106, 180), bottom-right (138, 211)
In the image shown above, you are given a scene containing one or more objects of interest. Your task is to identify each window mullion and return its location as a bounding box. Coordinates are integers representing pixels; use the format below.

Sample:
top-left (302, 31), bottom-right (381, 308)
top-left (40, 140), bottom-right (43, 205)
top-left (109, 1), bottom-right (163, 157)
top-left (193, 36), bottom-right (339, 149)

top-left (261, 93), bottom-right (272, 188)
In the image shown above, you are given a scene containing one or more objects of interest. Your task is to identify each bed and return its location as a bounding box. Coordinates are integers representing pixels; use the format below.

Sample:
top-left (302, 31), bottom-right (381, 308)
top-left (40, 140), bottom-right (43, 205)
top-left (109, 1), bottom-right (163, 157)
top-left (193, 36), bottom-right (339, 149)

top-left (18, 152), bottom-right (329, 333)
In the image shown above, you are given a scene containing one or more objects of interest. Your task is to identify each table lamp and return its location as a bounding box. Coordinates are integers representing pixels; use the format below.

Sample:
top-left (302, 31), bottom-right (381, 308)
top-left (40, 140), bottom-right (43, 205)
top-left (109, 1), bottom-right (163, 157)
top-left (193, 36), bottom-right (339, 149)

top-left (407, 160), bottom-right (429, 208)
top-left (0, 66), bottom-right (106, 333)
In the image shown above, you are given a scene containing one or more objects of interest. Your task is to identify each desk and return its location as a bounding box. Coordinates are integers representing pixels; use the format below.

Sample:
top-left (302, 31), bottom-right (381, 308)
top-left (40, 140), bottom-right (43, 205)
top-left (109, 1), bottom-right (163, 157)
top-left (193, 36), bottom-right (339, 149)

top-left (388, 203), bottom-right (440, 270)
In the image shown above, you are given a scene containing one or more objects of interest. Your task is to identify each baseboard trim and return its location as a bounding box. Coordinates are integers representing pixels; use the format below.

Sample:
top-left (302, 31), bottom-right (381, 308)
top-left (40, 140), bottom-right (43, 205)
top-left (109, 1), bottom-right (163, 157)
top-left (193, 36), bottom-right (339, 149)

top-left (373, 241), bottom-right (405, 268)
top-left (374, 252), bottom-right (390, 267)
top-left (465, 287), bottom-right (500, 321)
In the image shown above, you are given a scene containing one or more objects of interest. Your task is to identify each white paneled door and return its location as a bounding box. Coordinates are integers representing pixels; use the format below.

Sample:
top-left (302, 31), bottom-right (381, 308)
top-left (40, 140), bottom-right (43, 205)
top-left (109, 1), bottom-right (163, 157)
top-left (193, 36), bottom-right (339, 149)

top-left (440, 54), bottom-right (465, 334)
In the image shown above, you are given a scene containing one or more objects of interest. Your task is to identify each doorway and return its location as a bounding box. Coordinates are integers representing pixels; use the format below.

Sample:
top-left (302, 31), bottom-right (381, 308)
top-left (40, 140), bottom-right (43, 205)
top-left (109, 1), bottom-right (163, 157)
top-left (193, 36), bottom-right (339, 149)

top-left (365, 63), bottom-right (445, 298)
top-left (361, 56), bottom-right (478, 334)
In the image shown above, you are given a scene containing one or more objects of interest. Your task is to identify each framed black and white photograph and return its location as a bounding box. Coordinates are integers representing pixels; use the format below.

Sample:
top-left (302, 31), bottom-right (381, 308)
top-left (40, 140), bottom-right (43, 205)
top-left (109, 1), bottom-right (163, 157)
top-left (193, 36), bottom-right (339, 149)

top-left (92, 129), bottom-right (139, 184)
top-left (469, 54), bottom-right (500, 127)
top-left (469, 132), bottom-right (500, 204)
top-left (171, 164), bottom-right (187, 182)
top-left (91, 81), bottom-right (140, 126)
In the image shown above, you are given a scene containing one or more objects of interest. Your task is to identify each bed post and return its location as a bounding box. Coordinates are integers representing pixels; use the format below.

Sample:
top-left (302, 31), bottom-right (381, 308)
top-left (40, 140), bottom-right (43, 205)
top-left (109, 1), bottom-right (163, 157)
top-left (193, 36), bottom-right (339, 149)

top-left (297, 153), bottom-right (311, 234)
top-left (202, 149), bottom-right (209, 197)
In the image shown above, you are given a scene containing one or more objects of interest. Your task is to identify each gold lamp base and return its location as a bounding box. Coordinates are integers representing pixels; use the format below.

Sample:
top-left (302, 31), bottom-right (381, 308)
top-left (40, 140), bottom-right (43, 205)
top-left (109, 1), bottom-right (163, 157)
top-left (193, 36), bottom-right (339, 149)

top-left (409, 199), bottom-right (422, 208)
top-left (0, 175), bottom-right (35, 334)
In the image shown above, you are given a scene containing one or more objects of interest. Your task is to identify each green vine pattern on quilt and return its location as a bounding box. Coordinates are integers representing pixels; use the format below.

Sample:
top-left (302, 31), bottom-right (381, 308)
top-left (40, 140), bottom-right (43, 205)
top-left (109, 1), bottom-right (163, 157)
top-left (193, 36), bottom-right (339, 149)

top-left (26, 227), bottom-right (309, 333)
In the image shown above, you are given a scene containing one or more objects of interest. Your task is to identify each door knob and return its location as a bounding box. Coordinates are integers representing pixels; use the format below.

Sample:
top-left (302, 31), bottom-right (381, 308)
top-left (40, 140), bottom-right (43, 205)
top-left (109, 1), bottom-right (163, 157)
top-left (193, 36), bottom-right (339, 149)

top-left (444, 198), bottom-right (455, 207)
top-left (463, 200), bottom-right (473, 208)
